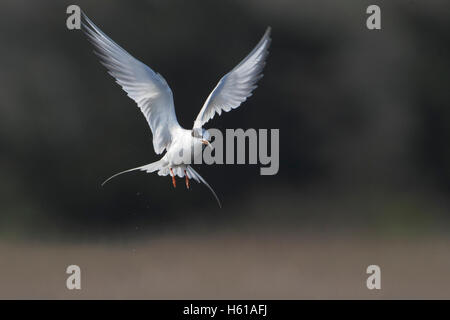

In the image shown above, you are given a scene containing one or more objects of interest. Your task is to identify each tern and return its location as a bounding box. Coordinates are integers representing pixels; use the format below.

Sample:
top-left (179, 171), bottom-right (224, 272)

top-left (81, 13), bottom-right (271, 207)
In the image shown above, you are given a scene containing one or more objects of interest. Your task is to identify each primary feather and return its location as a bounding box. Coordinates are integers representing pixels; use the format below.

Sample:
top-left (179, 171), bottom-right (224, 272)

top-left (193, 27), bottom-right (271, 129)
top-left (81, 13), bottom-right (181, 154)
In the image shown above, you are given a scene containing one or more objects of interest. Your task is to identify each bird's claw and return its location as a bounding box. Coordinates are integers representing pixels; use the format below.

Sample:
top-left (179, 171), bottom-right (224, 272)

top-left (184, 170), bottom-right (190, 189)
top-left (170, 168), bottom-right (176, 188)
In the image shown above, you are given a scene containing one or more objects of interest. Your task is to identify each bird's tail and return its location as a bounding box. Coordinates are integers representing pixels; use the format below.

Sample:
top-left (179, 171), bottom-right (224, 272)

top-left (101, 159), bottom-right (164, 186)
top-left (186, 166), bottom-right (222, 208)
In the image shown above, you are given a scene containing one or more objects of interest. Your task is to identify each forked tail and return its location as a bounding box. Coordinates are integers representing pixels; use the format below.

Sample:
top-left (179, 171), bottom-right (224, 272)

top-left (101, 159), bottom-right (164, 186)
top-left (101, 161), bottom-right (222, 208)
top-left (186, 166), bottom-right (222, 208)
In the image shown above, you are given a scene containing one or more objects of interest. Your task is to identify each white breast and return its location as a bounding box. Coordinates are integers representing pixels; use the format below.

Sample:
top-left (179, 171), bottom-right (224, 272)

top-left (164, 129), bottom-right (203, 166)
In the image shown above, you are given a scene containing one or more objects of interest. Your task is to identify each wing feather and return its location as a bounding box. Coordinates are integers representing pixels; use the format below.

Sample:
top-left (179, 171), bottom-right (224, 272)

top-left (82, 13), bottom-right (180, 154)
top-left (193, 27), bottom-right (271, 128)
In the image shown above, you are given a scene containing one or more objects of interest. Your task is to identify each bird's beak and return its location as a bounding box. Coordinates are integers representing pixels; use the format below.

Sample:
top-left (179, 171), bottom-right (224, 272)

top-left (201, 140), bottom-right (213, 150)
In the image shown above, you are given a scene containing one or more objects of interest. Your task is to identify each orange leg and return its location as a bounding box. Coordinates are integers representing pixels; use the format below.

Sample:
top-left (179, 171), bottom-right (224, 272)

top-left (184, 170), bottom-right (190, 189)
top-left (169, 168), bottom-right (176, 188)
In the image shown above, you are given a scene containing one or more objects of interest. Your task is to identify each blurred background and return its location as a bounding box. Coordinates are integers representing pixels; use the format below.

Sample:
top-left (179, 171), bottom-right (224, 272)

top-left (0, 0), bottom-right (449, 298)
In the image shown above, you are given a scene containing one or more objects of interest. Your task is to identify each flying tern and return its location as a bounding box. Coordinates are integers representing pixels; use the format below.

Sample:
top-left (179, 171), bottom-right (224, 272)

top-left (81, 13), bottom-right (271, 207)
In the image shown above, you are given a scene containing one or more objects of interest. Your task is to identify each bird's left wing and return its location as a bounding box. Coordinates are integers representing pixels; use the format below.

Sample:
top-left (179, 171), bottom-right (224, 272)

top-left (82, 13), bottom-right (181, 154)
top-left (193, 27), bottom-right (271, 129)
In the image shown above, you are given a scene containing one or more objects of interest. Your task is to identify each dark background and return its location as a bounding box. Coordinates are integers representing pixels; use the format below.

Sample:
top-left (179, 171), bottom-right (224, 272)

top-left (0, 0), bottom-right (449, 299)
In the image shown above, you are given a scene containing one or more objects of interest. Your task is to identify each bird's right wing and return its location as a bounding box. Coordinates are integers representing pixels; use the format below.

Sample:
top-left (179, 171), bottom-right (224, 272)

top-left (82, 13), bottom-right (181, 154)
top-left (193, 27), bottom-right (271, 129)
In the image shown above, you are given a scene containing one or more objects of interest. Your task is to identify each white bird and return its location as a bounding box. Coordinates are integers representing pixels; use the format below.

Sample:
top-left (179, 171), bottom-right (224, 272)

top-left (81, 13), bottom-right (271, 207)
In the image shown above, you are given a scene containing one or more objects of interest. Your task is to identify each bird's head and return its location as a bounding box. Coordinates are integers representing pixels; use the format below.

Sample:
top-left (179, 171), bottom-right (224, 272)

top-left (191, 128), bottom-right (212, 149)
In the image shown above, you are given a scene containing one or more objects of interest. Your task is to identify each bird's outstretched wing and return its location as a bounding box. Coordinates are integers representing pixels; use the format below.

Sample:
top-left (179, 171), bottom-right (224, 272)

top-left (82, 13), bottom-right (181, 154)
top-left (193, 27), bottom-right (271, 129)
